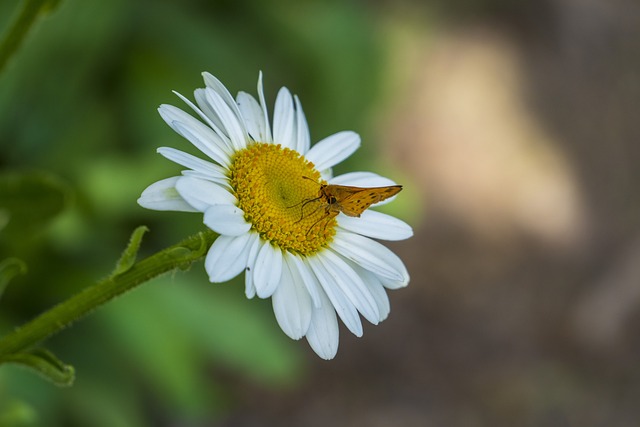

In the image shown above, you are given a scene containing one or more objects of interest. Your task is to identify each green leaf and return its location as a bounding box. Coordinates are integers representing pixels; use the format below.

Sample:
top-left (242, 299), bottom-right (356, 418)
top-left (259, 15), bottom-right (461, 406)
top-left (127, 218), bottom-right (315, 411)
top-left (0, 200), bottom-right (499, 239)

top-left (0, 258), bottom-right (27, 300)
top-left (110, 226), bottom-right (149, 278)
top-left (0, 171), bottom-right (69, 239)
top-left (0, 348), bottom-right (75, 387)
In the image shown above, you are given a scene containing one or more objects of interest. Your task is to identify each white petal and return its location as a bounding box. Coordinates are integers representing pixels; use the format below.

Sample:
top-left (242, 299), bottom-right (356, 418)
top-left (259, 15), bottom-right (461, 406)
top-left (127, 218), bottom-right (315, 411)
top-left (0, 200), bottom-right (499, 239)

top-left (273, 87), bottom-right (296, 149)
top-left (305, 131), bottom-right (360, 171)
top-left (202, 72), bottom-right (247, 129)
top-left (244, 233), bottom-right (262, 299)
top-left (172, 121), bottom-right (233, 169)
top-left (307, 255), bottom-right (363, 337)
top-left (329, 171), bottom-right (397, 187)
top-left (256, 71), bottom-right (272, 142)
top-left (319, 169), bottom-right (333, 181)
top-left (137, 177), bottom-right (198, 212)
top-left (338, 210), bottom-right (413, 241)
top-left (378, 274), bottom-right (409, 290)
top-left (193, 88), bottom-right (229, 139)
top-left (201, 72), bottom-right (233, 97)
top-left (252, 242), bottom-right (283, 299)
top-left (175, 176), bottom-right (236, 212)
top-left (332, 230), bottom-right (409, 285)
top-left (157, 147), bottom-right (228, 183)
top-left (293, 95), bottom-right (310, 154)
top-left (346, 261), bottom-right (390, 322)
top-left (367, 277), bottom-right (391, 322)
top-left (180, 170), bottom-right (232, 190)
top-left (272, 253), bottom-right (313, 340)
top-left (237, 91), bottom-right (268, 142)
top-left (171, 91), bottom-right (235, 155)
top-left (318, 250), bottom-right (380, 325)
top-left (205, 234), bottom-right (253, 283)
top-left (305, 287), bottom-right (339, 360)
top-left (287, 254), bottom-right (322, 308)
top-left (204, 204), bottom-right (251, 236)
top-left (204, 88), bottom-right (247, 151)
top-left (158, 105), bottom-right (231, 167)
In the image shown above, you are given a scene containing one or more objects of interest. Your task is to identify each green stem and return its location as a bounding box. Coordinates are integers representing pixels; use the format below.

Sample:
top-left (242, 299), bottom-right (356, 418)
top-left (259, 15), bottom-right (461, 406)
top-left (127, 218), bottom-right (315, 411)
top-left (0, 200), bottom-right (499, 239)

top-left (0, 230), bottom-right (217, 357)
top-left (0, 0), bottom-right (61, 73)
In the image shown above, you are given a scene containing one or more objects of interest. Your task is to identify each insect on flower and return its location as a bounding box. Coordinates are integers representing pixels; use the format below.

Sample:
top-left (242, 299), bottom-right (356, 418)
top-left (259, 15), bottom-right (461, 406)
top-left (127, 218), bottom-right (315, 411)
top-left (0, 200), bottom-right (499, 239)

top-left (315, 181), bottom-right (403, 218)
top-left (295, 176), bottom-right (403, 232)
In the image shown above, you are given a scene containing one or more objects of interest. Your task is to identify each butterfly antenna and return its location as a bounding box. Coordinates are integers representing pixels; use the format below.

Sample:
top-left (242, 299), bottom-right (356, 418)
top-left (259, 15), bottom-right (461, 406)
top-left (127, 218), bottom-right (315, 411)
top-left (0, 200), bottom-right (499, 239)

top-left (301, 176), bottom-right (317, 183)
top-left (287, 177), bottom-right (325, 222)
top-left (293, 197), bottom-right (324, 223)
top-left (286, 176), bottom-right (321, 210)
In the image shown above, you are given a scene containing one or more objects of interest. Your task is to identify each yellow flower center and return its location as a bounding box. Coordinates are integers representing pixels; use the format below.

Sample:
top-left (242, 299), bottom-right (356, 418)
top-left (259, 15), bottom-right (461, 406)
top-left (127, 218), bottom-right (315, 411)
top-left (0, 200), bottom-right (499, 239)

top-left (229, 143), bottom-right (336, 255)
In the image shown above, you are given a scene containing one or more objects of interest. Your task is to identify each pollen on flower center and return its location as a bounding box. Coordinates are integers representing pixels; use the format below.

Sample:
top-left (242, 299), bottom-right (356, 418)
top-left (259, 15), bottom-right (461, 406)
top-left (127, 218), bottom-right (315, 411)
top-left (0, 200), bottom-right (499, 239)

top-left (230, 143), bottom-right (336, 254)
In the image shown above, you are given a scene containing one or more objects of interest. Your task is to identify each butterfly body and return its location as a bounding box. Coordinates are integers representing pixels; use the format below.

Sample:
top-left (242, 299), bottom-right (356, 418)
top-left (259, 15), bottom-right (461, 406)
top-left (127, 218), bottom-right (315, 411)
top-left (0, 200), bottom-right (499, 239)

top-left (317, 184), bottom-right (402, 218)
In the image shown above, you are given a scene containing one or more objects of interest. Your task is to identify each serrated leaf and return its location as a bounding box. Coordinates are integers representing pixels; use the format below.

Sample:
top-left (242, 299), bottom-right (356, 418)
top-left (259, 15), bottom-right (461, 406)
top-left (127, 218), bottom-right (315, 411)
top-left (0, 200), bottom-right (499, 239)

top-left (0, 258), bottom-right (27, 300)
top-left (0, 171), bottom-right (69, 238)
top-left (0, 348), bottom-right (75, 387)
top-left (111, 226), bottom-right (149, 277)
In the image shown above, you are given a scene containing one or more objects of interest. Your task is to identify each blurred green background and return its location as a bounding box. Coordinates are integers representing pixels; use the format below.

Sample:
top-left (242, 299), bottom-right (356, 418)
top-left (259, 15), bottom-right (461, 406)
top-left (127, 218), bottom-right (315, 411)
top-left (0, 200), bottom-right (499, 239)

top-left (2, 0), bottom-right (640, 426)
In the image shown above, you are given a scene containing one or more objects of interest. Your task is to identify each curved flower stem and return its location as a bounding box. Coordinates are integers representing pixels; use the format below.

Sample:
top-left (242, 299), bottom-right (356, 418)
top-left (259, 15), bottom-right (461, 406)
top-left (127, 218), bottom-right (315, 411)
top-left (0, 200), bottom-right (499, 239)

top-left (0, 0), bottom-right (61, 73)
top-left (0, 230), bottom-right (217, 358)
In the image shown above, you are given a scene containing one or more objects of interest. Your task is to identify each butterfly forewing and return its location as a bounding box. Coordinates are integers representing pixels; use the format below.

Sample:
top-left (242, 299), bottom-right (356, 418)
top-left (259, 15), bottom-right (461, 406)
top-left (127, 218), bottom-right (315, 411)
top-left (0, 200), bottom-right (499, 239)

top-left (321, 184), bottom-right (402, 217)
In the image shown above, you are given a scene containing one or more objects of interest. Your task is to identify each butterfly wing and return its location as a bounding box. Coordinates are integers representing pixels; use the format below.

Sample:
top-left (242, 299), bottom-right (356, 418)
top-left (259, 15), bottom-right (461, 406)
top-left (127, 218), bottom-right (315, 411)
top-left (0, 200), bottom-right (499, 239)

top-left (334, 185), bottom-right (403, 217)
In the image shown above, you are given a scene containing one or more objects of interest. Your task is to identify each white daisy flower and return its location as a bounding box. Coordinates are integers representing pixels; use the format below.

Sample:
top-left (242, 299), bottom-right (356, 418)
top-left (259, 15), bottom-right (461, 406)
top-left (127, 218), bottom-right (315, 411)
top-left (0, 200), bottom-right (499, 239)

top-left (138, 72), bottom-right (413, 359)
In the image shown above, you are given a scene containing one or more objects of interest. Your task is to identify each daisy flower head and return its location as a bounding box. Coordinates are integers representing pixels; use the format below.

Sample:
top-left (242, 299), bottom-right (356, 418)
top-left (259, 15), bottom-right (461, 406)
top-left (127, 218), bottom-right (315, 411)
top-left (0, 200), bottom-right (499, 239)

top-left (138, 72), bottom-right (413, 360)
